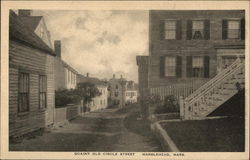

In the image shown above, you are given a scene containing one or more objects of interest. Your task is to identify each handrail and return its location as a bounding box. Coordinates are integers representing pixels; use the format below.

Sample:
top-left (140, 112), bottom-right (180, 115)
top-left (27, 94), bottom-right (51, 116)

top-left (187, 62), bottom-right (244, 105)
top-left (185, 58), bottom-right (241, 102)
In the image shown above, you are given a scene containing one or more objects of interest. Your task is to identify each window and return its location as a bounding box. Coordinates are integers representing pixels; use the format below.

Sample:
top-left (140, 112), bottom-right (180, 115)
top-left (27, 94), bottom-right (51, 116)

top-left (39, 75), bottom-right (47, 109)
top-left (160, 56), bottom-right (182, 78)
top-left (115, 92), bottom-right (118, 97)
top-left (187, 20), bottom-right (210, 40)
top-left (115, 85), bottom-right (118, 89)
top-left (160, 20), bottom-right (182, 40)
top-left (228, 20), bottom-right (240, 39)
top-left (164, 57), bottom-right (176, 77)
top-left (18, 73), bottom-right (29, 112)
top-left (186, 56), bottom-right (210, 78)
top-left (222, 19), bottom-right (244, 40)
top-left (165, 21), bottom-right (176, 39)
top-left (192, 21), bottom-right (204, 39)
top-left (192, 57), bottom-right (204, 77)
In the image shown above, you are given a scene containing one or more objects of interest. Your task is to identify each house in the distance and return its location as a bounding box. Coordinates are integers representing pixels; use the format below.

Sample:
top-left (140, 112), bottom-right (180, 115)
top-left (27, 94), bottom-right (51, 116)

top-left (125, 81), bottom-right (138, 105)
top-left (77, 74), bottom-right (108, 112)
top-left (9, 10), bottom-right (56, 137)
top-left (137, 10), bottom-right (245, 120)
top-left (108, 74), bottom-right (127, 107)
top-left (108, 75), bottom-right (138, 107)
top-left (54, 40), bottom-right (78, 90)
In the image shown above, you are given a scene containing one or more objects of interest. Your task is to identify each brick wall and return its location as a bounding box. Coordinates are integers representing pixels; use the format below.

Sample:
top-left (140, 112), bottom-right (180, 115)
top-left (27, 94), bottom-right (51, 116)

top-left (9, 41), bottom-right (55, 137)
top-left (148, 10), bottom-right (245, 88)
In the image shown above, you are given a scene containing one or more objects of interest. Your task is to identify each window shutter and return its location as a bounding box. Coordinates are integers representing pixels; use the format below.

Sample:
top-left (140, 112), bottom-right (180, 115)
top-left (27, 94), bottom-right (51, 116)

top-left (222, 20), bottom-right (228, 40)
top-left (160, 56), bottom-right (165, 78)
top-left (176, 56), bottom-right (182, 77)
top-left (186, 56), bottom-right (193, 77)
top-left (204, 56), bottom-right (210, 78)
top-left (204, 20), bottom-right (210, 40)
top-left (176, 20), bottom-right (182, 40)
top-left (159, 20), bottom-right (165, 40)
top-left (186, 20), bottom-right (192, 40)
top-left (241, 18), bottom-right (245, 40)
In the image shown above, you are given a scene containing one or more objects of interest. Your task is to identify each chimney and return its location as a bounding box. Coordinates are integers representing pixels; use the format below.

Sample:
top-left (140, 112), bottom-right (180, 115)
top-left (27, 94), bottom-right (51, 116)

top-left (18, 10), bottom-right (33, 16)
top-left (87, 73), bottom-right (89, 77)
top-left (113, 74), bottom-right (115, 78)
top-left (54, 40), bottom-right (61, 58)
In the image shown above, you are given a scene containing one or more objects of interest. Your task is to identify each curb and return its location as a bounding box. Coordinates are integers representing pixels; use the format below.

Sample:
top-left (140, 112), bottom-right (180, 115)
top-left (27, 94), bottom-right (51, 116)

top-left (151, 122), bottom-right (180, 152)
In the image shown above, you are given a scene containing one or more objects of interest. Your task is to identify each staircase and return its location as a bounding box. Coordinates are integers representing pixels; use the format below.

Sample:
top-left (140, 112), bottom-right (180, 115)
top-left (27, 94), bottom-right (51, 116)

top-left (180, 58), bottom-right (245, 120)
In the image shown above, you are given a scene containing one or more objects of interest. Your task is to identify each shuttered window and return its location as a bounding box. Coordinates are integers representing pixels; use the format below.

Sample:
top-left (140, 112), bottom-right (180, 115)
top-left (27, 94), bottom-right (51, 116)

top-left (160, 56), bottom-right (182, 78)
top-left (39, 75), bottom-right (47, 109)
top-left (186, 56), bottom-right (210, 78)
top-left (187, 20), bottom-right (210, 40)
top-left (18, 73), bottom-right (29, 112)
top-left (160, 20), bottom-right (182, 40)
top-left (222, 19), bottom-right (244, 40)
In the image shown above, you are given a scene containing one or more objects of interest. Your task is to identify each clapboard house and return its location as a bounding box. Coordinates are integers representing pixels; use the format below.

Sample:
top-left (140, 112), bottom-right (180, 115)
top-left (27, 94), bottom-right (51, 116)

top-left (137, 10), bottom-right (245, 119)
top-left (9, 10), bottom-right (56, 137)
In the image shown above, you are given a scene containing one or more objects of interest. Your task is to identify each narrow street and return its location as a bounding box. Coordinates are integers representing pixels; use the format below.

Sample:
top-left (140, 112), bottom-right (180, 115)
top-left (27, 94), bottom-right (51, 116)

top-left (10, 104), bottom-right (162, 152)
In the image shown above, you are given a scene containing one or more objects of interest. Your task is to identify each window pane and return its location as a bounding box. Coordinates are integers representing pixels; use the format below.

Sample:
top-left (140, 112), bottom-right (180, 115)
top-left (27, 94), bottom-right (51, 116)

top-left (228, 21), bottom-right (240, 29)
top-left (165, 57), bottom-right (176, 76)
top-left (228, 29), bottom-right (240, 39)
top-left (165, 21), bottom-right (176, 30)
top-left (193, 57), bottom-right (203, 67)
top-left (165, 31), bottom-right (176, 39)
top-left (193, 21), bottom-right (204, 30)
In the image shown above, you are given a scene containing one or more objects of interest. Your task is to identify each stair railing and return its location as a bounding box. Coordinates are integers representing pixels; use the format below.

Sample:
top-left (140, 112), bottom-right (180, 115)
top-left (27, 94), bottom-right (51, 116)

top-left (185, 58), bottom-right (242, 103)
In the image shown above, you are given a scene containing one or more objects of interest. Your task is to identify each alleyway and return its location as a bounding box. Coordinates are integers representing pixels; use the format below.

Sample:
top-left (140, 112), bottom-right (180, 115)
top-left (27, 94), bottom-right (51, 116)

top-left (10, 104), bottom-right (162, 152)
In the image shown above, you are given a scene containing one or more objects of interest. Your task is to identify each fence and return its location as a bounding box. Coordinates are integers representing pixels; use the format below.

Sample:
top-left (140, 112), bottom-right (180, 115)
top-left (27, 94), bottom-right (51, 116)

top-left (55, 104), bottom-right (81, 124)
top-left (150, 80), bottom-right (208, 101)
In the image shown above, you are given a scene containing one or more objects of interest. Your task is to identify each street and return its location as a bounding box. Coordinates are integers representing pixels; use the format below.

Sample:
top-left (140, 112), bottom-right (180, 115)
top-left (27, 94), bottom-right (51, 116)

top-left (10, 104), bottom-right (162, 152)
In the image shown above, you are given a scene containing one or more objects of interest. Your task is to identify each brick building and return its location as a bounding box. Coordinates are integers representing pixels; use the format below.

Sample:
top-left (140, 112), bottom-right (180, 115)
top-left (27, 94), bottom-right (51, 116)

top-left (54, 40), bottom-right (78, 91)
top-left (9, 10), bottom-right (56, 137)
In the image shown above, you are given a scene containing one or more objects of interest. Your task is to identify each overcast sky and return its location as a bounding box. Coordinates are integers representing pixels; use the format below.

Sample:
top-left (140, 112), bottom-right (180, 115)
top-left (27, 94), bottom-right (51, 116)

top-left (34, 10), bottom-right (148, 82)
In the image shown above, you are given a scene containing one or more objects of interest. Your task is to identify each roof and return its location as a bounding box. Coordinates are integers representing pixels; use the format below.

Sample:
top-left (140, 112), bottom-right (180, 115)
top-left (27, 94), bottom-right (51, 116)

top-left (61, 59), bottom-right (78, 74)
top-left (77, 74), bottom-right (107, 86)
top-left (9, 10), bottom-right (55, 56)
top-left (18, 16), bottom-right (42, 31)
top-left (136, 56), bottom-right (149, 65)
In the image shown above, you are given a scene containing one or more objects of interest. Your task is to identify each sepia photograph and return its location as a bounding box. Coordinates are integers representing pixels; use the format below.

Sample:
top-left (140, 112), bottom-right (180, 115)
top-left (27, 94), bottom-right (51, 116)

top-left (1, 1), bottom-right (249, 160)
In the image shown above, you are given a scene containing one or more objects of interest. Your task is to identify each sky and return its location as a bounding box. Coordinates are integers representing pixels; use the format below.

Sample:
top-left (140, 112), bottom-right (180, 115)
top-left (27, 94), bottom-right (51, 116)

top-left (34, 10), bottom-right (149, 82)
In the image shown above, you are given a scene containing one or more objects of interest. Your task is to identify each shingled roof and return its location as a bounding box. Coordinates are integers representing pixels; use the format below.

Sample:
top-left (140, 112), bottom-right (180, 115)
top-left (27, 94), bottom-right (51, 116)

top-left (18, 16), bottom-right (42, 31)
top-left (9, 10), bottom-right (55, 56)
